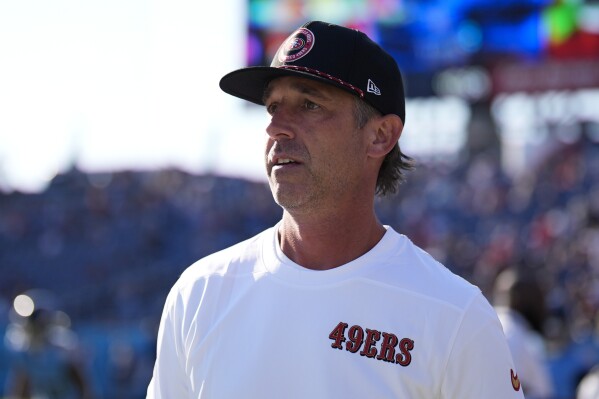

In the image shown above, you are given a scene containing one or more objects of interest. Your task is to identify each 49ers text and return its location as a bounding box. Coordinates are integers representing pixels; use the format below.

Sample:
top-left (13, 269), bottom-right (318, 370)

top-left (328, 321), bottom-right (414, 366)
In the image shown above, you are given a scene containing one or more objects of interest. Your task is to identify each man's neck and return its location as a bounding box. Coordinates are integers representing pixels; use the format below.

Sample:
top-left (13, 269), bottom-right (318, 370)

top-left (278, 206), bottom-right (386, 270)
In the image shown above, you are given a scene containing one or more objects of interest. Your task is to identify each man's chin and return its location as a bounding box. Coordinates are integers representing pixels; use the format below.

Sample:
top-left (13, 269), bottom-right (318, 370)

top-left (271, 186), bottom-right (309, 210)
top-left (273, 193), bottom-right (304, 210)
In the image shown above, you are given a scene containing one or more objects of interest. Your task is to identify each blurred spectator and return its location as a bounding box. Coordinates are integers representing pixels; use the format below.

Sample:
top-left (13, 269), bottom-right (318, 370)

top-left (493, 267), bottom-right (555, 399)
top-left (3, 289), bottom-right (95, 399)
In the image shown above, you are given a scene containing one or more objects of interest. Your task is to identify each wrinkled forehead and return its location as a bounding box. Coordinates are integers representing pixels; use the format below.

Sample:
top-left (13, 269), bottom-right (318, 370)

top-left (262, 76), bottom-right (355, 104)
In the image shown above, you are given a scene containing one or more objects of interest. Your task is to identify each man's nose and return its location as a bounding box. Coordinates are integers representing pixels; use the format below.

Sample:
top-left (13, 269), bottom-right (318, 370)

top-left (266, 104), bottom-right (296, 140)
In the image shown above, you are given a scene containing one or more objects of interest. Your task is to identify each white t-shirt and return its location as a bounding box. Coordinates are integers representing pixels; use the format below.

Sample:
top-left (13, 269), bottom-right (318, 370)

top-left (147, 225), bottom-right (524, 399)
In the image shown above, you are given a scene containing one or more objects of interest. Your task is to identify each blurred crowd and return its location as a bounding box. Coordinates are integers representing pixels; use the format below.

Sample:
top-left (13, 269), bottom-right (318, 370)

top-left (1, 126), bottom-right (599, 398)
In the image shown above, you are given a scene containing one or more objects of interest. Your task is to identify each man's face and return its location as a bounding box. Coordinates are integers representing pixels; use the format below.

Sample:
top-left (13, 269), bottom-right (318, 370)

top-left (263, 76), bottom-right (370, 212)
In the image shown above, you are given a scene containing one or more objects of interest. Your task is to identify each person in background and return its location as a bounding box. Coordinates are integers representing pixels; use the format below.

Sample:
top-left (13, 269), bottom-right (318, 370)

top-left (3, 289), bottom-right (94, 399)
top-left (494, 267), bottom-right (555, 399)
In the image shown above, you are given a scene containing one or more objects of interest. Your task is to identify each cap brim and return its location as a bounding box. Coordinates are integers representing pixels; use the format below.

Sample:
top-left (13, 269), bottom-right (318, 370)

top-left (219, 66), bottom-right (360, 106)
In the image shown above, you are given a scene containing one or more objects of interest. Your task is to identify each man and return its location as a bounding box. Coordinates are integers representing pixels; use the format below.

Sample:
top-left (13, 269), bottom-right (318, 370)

top-left (494, 267), bottom-right (555, 398)
top-left (147, 21), bottom-right (523, 398)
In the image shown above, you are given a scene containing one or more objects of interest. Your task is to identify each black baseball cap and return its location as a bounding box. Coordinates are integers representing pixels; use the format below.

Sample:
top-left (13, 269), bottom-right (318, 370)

top-left (219, 21), bottom-right (406, 123)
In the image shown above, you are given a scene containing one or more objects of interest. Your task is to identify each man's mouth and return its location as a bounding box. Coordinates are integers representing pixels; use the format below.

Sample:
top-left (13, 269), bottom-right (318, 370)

top-left (276, 158), bottom-right (297, 165)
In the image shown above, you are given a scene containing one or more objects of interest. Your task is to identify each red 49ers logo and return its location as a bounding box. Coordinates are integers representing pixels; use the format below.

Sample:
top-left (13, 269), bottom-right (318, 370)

top-left (329, 321), bottom-right (414, 366)
top-left (277, 27), bottom-right (315, 63)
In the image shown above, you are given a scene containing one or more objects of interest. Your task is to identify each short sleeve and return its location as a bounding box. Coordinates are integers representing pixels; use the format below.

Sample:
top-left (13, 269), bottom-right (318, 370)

top-left (146, 286), bottom-right (191, 399)
top-left (441, 294), bottom-right (526, 399)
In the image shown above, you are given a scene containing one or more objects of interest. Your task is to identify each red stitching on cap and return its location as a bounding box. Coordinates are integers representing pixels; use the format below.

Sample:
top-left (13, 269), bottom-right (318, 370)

top-left (278, 65), bottom-right (365, 98)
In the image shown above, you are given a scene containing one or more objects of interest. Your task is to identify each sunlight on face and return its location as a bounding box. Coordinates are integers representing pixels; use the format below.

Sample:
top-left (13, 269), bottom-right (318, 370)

top-left (263, 77), bottom-right (369, 211)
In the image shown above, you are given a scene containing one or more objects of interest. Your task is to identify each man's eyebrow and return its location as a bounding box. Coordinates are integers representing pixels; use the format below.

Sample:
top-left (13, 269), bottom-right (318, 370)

top-left (262, 80), bottom-right (332, 104)
top-left (262, 85), bottom-right (274, 104)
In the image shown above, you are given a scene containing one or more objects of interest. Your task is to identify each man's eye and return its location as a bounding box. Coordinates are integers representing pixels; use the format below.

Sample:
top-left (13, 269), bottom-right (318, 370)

top-left (266, 103), bottom-right (278, 115)
top-left (304, 100), bottom-right (320, 110)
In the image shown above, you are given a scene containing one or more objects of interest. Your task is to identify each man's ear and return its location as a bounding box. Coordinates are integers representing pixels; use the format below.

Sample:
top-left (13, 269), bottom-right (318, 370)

top-left (366, 114), bottom-right (404, 159)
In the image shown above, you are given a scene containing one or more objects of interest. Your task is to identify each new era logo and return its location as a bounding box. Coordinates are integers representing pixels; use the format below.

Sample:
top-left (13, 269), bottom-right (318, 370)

top-left (367, 79), bottom-right (381, 95)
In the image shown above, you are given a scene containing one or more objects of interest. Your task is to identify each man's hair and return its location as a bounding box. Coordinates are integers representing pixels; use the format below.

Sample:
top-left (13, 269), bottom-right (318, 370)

top-left (354, 98), bottom-right (415, 196)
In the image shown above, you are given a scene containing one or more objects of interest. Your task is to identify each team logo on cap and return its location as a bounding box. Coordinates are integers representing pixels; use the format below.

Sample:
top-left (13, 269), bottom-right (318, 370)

top-left (277, 28), bottom-right (315, 63)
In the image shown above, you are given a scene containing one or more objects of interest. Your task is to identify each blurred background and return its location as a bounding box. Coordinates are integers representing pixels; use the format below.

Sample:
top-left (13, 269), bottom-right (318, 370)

top-left (1, 0), bottom-right (599, 398)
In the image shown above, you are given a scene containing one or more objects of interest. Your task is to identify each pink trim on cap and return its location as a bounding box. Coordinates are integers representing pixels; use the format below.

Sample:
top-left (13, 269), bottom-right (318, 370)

top-left (277, 65), bottom-right (365, 98)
